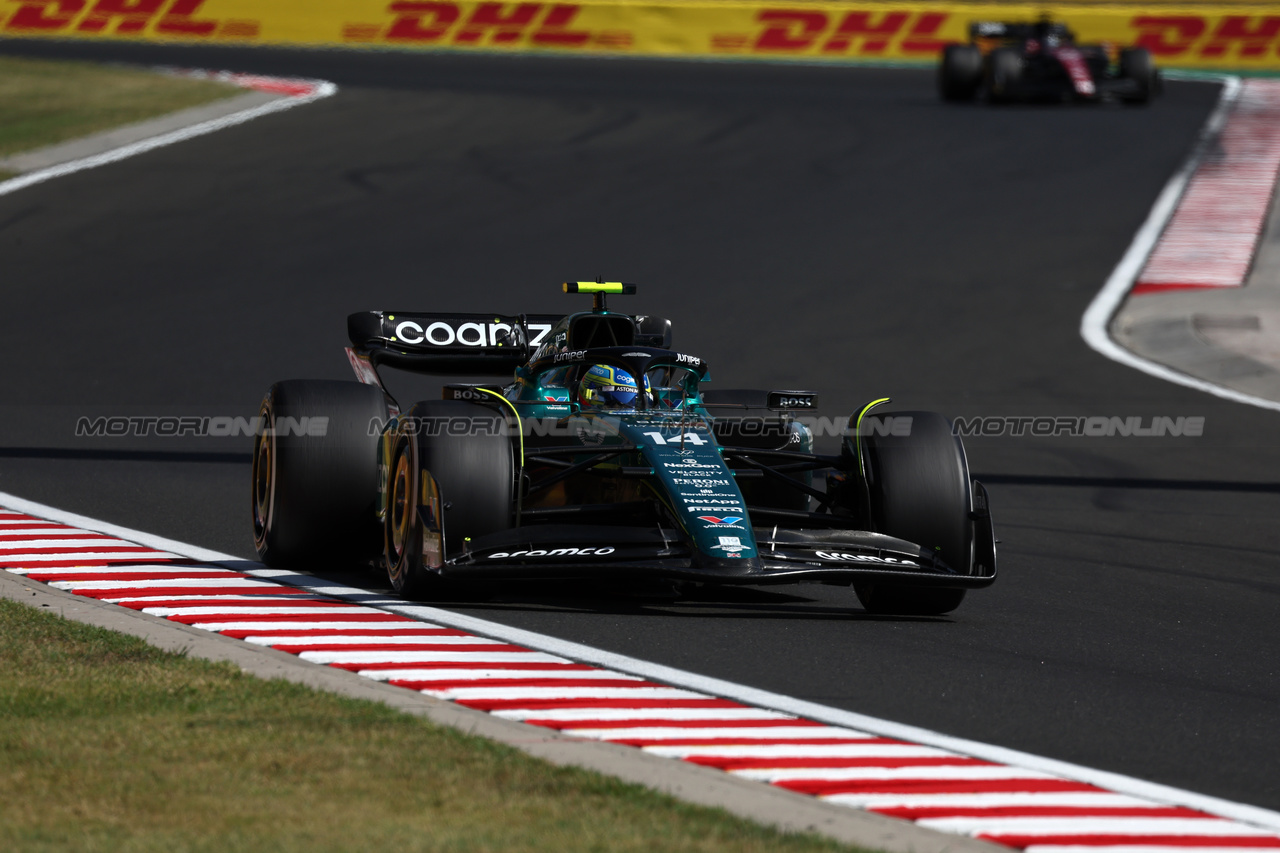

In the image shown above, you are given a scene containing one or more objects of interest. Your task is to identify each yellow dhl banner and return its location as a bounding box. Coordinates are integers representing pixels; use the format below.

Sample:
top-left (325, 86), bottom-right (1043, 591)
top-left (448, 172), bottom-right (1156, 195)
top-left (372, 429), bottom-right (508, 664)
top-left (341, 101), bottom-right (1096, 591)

top-left (5, 1), bottom-right (1280, 70)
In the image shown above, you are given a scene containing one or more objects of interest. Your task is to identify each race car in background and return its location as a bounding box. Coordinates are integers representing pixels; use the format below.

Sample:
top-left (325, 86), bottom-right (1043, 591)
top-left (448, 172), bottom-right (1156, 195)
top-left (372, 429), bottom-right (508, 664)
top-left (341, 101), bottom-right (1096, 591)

top-left (939, 18), bottom-right (1159, 104)
top-left (250, 283), bottom-right (996, 616)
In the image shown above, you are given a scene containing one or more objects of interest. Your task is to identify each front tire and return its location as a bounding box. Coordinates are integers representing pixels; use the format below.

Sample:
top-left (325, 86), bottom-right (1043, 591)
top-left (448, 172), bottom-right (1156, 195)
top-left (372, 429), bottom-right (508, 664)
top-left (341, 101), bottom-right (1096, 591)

top-left (252, 380), bottom-right (389, 570)
top-left (384, 401), bottom-right (515, 599)
top-left (1119, 47), bottom-right (1156, 105)
top-left (986, 47), bottom-right (1023, 104)
top-left (853, 411), bottom-right (974, 616)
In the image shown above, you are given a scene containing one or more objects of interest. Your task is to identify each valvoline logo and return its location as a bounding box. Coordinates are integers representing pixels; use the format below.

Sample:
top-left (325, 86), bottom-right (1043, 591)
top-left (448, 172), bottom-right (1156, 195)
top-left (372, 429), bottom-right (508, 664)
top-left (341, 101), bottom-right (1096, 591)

top-left (698, 515), bottom-right (743, 526)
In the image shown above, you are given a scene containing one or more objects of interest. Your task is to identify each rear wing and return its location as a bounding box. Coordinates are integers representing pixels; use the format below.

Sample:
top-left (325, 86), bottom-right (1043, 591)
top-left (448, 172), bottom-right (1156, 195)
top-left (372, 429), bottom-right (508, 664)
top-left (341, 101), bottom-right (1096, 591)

top-left (970, 21), bottom-right (1029, 40)
top-left (969, 19), bottom-right (1074, 43)
top-left (347, 311), bottom-right (563, 376)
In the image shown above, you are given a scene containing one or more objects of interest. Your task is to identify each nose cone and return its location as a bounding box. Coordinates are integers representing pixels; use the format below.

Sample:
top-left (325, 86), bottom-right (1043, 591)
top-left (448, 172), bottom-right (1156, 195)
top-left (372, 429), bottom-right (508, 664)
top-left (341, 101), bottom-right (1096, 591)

top-left (620, 416), bottom-right (760, 565)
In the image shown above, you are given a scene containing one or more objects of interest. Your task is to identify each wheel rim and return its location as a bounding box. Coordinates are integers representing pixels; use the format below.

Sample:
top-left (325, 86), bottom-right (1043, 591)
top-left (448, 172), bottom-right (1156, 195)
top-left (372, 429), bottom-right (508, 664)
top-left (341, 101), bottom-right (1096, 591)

top-left (251, 412), bottom-right (274, 545)
top-left (390, 451), bottom-right (411, 559)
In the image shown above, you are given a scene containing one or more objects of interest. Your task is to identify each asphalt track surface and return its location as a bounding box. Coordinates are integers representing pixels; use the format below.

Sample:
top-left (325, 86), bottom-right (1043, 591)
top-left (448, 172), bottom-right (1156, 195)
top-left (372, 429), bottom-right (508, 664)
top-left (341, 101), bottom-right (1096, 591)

top-left (2, 40), bottom-right (1278, 816)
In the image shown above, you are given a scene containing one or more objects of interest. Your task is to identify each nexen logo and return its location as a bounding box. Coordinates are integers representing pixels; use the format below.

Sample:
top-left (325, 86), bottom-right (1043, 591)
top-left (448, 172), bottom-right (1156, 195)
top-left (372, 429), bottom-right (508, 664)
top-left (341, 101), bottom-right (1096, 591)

top-left (488, 546), bottom-right (615, 559)
top-left (395, 320), bottom-right (551, 348)
top-left (815, 551), bottom-right (917, 567)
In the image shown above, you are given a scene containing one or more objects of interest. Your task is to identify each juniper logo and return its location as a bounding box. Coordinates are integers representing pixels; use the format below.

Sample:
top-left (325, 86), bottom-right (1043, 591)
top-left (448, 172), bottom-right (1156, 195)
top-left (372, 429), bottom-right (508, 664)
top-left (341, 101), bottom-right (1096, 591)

top-left (951, 416), bottom-right (1206, 438)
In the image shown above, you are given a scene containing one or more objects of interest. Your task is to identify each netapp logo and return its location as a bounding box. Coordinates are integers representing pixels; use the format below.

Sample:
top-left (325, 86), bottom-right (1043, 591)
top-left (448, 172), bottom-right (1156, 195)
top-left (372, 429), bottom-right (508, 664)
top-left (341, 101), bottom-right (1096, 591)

top-left (815, 551), bottom-right (918, 567)
top-left (394, 319), bottom-right (551, 348)
top-left (488, 546), bottom-right (616, 559)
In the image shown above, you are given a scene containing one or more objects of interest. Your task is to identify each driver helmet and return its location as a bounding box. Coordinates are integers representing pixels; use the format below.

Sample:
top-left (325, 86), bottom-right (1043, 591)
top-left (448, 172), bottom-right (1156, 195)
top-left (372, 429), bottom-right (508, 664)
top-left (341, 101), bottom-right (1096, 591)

top-left (578, 364), bottom-right (649, 409)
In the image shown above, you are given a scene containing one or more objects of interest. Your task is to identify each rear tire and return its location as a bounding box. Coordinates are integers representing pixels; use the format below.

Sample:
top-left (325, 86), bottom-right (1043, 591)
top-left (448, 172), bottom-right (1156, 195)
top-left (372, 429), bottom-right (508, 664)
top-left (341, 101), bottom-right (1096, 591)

top-left (1120, 47), bottom-right (1155, 105)
top-left (986, 47), bottom-right (1023, 104)
top-left (384, 401), bottom-right (515, 599)
top-left (939, 45), bottom-right (983, 102)
top-left (853, 411), bottom-right (974, 616)
top-left (252, 380), bottom-right (388, 570)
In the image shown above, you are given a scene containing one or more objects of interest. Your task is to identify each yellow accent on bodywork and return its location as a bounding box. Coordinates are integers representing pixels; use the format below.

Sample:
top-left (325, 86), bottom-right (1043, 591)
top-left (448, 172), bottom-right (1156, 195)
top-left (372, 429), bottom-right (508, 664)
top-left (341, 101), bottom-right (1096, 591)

top-left (854, 397), bottom-right (892, 481)
top-left (474, 388), bottom-right (524, 468)
top-left (564, 282), bottom-right (624, 293)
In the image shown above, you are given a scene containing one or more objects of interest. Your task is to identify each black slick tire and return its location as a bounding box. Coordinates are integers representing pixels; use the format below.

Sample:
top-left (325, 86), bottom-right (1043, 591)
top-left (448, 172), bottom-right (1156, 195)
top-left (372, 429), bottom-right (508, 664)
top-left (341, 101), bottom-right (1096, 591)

top-left (1119, 47), bottom-right (1156, 105)
top-left (854, 410), bottom-right (974, 616)
top-left (939, 44), bottom-right (983, 102)
top-left (986, 47), bottom-right (1023, 104)
top-left (384, 400), bottom-right (514, 600)
top-left (252, 380), bottom-right (389, 570)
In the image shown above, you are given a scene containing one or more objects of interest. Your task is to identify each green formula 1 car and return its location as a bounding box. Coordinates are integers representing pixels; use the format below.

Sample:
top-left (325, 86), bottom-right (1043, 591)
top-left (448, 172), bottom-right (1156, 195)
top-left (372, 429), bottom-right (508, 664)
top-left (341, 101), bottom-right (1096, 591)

top-left (251, 283), bottom-right (996, 615)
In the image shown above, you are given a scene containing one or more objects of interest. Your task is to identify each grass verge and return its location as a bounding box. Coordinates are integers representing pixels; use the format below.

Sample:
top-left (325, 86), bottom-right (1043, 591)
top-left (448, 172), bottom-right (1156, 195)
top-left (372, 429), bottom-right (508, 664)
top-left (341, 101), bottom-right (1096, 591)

top-left (0, 598), bottom-right (864, 853)
top-left (0, 55), bottom-right (239, 160)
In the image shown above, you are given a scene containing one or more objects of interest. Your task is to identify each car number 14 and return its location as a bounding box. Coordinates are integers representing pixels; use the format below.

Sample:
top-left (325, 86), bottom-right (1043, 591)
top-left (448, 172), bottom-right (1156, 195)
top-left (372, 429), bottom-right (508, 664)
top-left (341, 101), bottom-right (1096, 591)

top-left (643, 431), bottom-right (706, 446)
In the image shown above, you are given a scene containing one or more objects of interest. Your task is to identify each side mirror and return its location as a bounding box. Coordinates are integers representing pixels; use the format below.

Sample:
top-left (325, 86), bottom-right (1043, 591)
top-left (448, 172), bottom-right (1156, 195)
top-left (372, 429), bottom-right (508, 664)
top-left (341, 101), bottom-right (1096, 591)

top-left (634, 315), bottom-right (673, 349)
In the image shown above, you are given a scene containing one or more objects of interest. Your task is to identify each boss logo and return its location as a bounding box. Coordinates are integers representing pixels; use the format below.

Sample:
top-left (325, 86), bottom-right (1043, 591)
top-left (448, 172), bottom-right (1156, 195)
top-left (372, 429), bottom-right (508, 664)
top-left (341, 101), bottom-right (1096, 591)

top-left (767, 391), bottom-right (818, 410)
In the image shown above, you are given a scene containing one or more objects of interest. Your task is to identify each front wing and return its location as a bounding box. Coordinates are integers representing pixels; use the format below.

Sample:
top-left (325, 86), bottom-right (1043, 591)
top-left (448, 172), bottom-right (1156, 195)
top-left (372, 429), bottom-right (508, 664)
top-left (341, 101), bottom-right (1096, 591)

top-left (434, 523), bottom-right (998, 588)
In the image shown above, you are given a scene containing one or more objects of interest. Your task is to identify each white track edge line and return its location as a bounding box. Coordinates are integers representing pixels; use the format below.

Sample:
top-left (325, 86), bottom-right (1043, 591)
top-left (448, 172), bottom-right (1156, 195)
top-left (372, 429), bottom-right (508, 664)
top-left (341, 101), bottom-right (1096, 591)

top-left (0, 78), bottom-right (336, 198)
top-left (1079, 73), bottom-right (1280, 414)
top-left (3, 489), bottom-right (1280, 831)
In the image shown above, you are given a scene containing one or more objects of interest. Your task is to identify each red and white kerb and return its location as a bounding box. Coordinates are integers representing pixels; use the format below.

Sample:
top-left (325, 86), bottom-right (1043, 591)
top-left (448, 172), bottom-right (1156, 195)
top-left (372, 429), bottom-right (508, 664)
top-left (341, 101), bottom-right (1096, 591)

top-left (1135, 79), bottom-right (1280, 295)
top-left (4, 506), bottom-right (1279, 853)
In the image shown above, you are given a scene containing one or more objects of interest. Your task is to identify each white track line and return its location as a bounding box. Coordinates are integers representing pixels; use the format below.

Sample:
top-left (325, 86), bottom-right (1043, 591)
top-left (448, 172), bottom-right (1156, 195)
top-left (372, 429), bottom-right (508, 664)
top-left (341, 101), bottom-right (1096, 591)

top-left (0, 74), bottom-right (335, 198)
top-left (2, 490), bottom-right (1280, 833)
top-left (1080, 73), bottom-right (1280, 414)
